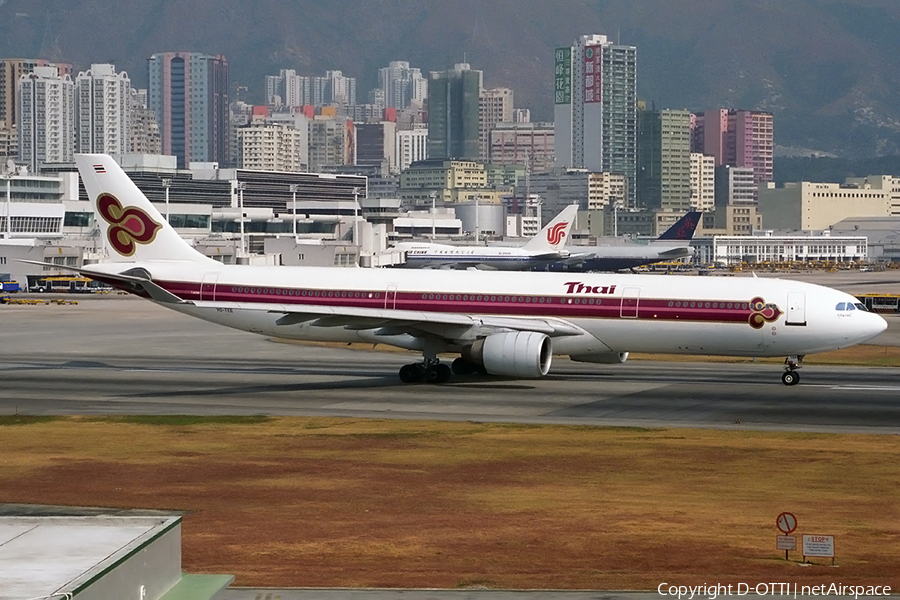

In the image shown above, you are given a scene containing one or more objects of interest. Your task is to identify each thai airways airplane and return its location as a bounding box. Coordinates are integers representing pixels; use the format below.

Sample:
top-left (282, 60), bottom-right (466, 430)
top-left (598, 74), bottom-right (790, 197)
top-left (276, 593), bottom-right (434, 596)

top-left (389, 204), bottom-right (582, 270)
top-left (546, 211), bottom-right (701, 272)
top-left (39, 155), bottom-right (887, 388)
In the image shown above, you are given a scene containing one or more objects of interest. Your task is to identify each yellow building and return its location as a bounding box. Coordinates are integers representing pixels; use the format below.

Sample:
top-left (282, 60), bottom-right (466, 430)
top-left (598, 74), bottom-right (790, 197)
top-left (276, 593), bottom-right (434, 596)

top-left (759, 180), bottom-right (893, 231)
top-left (399, 159), bottom-right (490, 205)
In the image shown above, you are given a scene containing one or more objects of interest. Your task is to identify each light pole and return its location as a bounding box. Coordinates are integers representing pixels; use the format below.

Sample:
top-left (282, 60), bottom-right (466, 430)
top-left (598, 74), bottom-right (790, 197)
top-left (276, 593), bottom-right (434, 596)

top-left (613, 200), bottom-right (619, 238)
top-left (161, 178), bottom-right (171, 222)
top-left (352, 186), bottom-right (360, 248)
top-left (429, 191), bottom-right (436, 239)
top-left (475, 193), bottom-right (480, 244)
top-left (289, 184), bottom-right (299, 241)
top-left (237, 182), bottom-right (246, 258)
top-left (3, 173), bottom-right (10, 239)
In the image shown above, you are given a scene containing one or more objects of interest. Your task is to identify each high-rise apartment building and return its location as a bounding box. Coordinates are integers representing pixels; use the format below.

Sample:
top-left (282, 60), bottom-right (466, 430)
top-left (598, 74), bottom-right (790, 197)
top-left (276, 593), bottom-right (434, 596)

top-left (526, 168), bottom-right (626, 222)
top-left (379, 61), bottom-right (427, 110)
top-left (395, 127), bottom-right (428, 172)
top-left (553, 35), bottom-right (637, 205)
top-left (129, 88), bottom-right (161, 155)
top-left (266, 69), bottom-right (310, 109)
top-left (427, 63), bottom-right (482, 161)
top-left (488, 122), bottom-right (555, 173)
top-left (636, 108), bottom-right (692, 211)
top-left (690, 153), bottom-right (715, 211)
top-left (307, 116), bottom-right (353, 172)
top-left (478, 87), bottom-right (513, 160)
top-left (266, 69), bottom-right (356, 109)
top-left (1, 58), bottom-right (73, 159)
top-left (238, 113), bottom-right (307, 172)
top-left (18, 66), bottom-right (75, 171)
top-left (355, 121), bottom-right (396, 175)
top-left (691, 109), bottom-right (773, 186)
top-left (148, 52), bottom-right (229, 168)
top-left (322, 70), bottom-right (356, 107)
top-left (74, 64), bottom-right (131, 155)
top-left (715, 165), bottom-right (757, 206)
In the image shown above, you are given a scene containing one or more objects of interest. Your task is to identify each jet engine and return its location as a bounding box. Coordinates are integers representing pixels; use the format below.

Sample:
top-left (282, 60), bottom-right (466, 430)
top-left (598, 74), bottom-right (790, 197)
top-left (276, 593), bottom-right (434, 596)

top-left (569, 352), bottom-right (629, 364)
top-left (469, 331), bottom-right (552, 378)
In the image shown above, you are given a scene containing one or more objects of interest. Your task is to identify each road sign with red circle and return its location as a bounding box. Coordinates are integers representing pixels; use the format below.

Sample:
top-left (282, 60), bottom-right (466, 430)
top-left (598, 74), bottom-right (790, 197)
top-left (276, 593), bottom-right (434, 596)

top-left (776, 512), bottom-right (797, 534)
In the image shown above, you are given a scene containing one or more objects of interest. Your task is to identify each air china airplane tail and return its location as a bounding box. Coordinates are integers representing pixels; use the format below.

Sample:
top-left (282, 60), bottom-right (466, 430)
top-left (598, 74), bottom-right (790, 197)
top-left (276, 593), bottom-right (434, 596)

top-left (522, 203), bottom-right (578, 252)
top-left (41, 154), bottom-right (887, 387)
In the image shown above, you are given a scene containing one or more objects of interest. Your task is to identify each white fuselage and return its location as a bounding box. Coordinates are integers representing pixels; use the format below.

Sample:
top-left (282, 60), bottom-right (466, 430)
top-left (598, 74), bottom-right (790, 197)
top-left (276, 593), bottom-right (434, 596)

top-left (90, 262), bottom-right (887, 360)
top-left (391, 242), bottom-right (563, 270)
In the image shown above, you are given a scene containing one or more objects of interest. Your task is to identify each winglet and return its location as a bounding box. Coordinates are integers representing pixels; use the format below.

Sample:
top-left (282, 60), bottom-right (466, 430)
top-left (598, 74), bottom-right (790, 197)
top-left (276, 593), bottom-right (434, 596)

top-left (656, 211), bottom-right (701, 241)
top-left (522, 204), bottom-right (579, 252)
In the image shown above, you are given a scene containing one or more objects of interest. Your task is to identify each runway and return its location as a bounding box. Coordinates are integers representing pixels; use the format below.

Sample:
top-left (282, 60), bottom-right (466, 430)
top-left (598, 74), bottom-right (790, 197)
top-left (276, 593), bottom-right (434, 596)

top-left (2, 296), bottom-right (899, 433)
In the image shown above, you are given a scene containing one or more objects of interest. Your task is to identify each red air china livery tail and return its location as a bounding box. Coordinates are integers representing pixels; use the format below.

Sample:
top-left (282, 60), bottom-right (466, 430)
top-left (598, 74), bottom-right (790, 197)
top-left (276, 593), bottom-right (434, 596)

top-left (48, 154), bottom-right (887, 386)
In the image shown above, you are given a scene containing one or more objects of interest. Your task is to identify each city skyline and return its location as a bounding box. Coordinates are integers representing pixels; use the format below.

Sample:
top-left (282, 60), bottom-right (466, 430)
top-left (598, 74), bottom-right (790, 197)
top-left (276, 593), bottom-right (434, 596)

top-left (1, 1), bottom-right (898, 158)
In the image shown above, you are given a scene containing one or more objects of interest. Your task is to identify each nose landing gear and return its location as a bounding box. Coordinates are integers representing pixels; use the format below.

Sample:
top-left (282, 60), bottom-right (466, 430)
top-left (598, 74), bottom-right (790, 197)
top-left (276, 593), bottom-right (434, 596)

top-left (781, 355), bottom-right (803, 386)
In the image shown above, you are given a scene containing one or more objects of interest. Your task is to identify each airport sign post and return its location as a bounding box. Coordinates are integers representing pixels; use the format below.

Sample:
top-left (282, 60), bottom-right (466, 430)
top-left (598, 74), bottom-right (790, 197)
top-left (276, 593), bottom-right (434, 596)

top-left (776, 535), bottom-right (796, 559)
top-left (775, 512), bottom-right (798, 560)
top-left (802, 534), bottom-right (835, 565)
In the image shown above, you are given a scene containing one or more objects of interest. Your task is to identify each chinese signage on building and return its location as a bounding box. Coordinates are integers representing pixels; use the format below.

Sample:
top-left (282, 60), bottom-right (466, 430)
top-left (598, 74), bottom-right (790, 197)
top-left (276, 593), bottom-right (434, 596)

top-left (554, 47), bottom-right (571, 105)
top-left (583, 45), bottom-right (602, 103)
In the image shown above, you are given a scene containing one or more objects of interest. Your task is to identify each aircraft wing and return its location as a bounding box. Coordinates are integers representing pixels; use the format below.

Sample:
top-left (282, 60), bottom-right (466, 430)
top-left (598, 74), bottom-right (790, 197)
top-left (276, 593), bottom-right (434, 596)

top-left (192, 299), bottom-right (587, 342)
top-left (558, 252), bottom-right (594, 266)
top-left (22, 258), bottom-right (588, 346)
top-left (654, 246), bottom-right (692, 259)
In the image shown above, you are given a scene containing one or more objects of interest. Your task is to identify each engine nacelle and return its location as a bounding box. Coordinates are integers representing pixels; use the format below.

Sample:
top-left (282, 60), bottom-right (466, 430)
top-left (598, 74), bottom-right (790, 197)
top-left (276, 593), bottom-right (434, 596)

top-left (469, 331), bottom-right (552, 378)
top-left (569, 352), bottom-right (629, 364)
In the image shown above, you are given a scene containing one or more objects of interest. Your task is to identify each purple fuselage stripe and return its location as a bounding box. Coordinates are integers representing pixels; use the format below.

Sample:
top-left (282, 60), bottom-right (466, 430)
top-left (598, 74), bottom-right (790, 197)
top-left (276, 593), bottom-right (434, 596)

top-left (151, 279), bottom-right (762, 325)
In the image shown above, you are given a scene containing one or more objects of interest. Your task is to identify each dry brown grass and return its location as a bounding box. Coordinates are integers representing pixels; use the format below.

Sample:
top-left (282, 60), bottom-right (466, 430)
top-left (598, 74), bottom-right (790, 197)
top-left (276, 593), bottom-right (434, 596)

top-left (2, 416), bottom-right (899, 589)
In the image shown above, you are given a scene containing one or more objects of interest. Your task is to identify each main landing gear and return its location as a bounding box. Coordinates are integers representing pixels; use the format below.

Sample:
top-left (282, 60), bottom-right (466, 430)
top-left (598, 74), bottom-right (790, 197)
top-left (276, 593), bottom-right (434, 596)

top-left (398, 355), bottom-right (485, 384)
top-left (781, 355), bottom-right (804, 386)
top-left (398, 358), bottom-right (452, 384)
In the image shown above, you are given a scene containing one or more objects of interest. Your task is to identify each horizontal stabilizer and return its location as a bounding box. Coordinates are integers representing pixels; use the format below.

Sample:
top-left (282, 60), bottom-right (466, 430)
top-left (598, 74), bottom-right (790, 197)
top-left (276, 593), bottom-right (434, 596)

top-left (17, 260), bottom-right (190, 305)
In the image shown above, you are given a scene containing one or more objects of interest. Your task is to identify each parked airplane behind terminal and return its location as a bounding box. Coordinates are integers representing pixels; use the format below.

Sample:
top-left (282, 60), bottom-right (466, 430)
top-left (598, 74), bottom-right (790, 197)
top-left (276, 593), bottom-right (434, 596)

top-left (544, 211), bottom-right (701, 272)
top-left (389, 204), bottom-right (581, 271)
top-left (31, 155), bottom-right (887, 387)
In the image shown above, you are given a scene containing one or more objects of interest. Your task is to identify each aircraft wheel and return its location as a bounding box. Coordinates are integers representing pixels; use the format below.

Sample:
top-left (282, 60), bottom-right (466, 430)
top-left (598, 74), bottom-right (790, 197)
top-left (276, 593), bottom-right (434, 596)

top-left (399, 363), bottom-right (423, 384)
top-left (425, 363), bottom-right (452, 384)
top-left (451, 357), bottom-right (477, 375)
top-left (781, 371), bottom-right (799, 386)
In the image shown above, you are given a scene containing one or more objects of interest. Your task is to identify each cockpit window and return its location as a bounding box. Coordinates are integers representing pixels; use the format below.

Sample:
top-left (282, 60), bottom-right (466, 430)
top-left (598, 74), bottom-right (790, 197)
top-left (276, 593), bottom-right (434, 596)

top-left (836, 302), bottom-right (868, 312)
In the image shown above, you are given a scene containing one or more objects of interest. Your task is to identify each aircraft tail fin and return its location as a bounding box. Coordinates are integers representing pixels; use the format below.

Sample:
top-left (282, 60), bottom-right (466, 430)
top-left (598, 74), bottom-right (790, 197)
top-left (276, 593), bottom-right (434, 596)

top-left (74, 154), bottom-right (217, 265)
top-left (523, 203), bottom-right (579, 252)
top-left (656, 211), bottom-right (701, 241)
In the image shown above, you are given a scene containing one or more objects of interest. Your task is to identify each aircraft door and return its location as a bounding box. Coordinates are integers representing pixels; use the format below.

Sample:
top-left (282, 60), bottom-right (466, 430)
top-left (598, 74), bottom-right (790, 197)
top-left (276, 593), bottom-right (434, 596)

top-left (385, 284), bottom-right (398, 309)
top-left (200, 273), bottom-right (219, 302)
top-left (620, 287), bottom-right (640, 318)
top-left (785, 292), bottom-right (807, 326)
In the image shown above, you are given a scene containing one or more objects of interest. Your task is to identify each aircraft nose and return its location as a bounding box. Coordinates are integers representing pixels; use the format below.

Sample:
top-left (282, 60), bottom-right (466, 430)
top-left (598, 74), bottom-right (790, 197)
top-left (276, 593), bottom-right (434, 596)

top-left (872, 313), bottom-right (889, 337)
